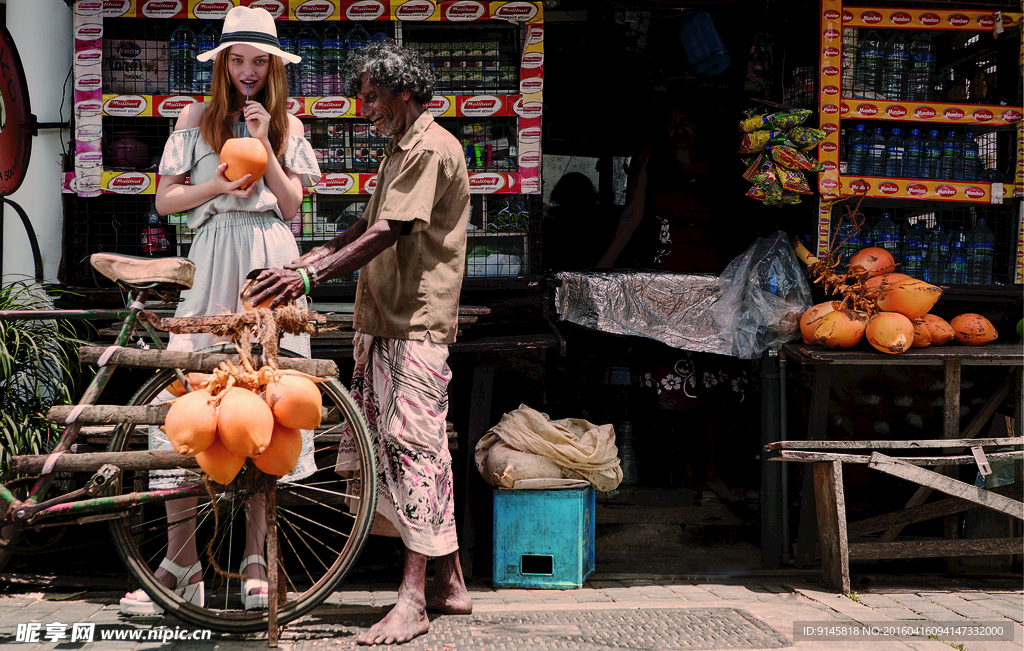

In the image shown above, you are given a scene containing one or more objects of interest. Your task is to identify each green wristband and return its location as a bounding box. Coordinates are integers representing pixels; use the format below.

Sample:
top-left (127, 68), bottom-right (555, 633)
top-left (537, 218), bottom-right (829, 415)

top-left (297, 267), bottom-right (310, 295)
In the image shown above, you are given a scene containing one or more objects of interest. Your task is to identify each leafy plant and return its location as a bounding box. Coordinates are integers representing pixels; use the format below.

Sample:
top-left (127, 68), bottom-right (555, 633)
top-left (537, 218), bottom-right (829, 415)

top-left (0, 282), bottom-right (92, 481)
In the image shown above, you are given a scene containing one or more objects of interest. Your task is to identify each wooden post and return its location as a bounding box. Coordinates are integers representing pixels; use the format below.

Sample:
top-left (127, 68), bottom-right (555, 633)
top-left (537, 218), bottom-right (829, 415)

top-left (796, 366), bottom-right (830, 566)
top-left (942, 359), bottom-right (962, 575)
top-left (760, 350), bottom-right (783, 569)
top-left (266, 479), bottom-right (279, 647)
top-left (459, 354), bottom-right (495, 579)
top-left (813, 460), bottom-right (850, 594)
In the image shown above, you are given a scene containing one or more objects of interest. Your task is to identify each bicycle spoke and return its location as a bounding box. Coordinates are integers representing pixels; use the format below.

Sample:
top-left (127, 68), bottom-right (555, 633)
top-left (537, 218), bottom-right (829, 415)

top-left (277, 503), bottom-right (351, 541)
top-left (275, 521), bottom-right (317, 593)
top-left (280, 481), bottom-right (362, 505)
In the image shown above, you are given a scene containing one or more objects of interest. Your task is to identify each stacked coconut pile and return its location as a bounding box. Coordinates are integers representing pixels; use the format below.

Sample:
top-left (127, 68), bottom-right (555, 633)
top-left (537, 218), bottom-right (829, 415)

top-left (793, 243), bottom-right (998, 354)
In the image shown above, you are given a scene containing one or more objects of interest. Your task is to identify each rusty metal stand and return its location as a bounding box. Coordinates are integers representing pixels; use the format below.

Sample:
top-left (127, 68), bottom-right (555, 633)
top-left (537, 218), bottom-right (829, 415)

top-left (266, 479), bottom-right (279, 647)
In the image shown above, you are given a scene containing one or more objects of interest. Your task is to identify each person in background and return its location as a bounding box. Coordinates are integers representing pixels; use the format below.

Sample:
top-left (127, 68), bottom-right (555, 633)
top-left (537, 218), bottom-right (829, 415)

top-left (249, 41), bottom-right (473, 646)
top-left (543, 172), bottom-right (617, 272)
top-left (595, 96), bottom-right (756, 505)
top-left (597, 101), bottom-right (726, 271)
top-left (119, 6), bottom-right (321, 616)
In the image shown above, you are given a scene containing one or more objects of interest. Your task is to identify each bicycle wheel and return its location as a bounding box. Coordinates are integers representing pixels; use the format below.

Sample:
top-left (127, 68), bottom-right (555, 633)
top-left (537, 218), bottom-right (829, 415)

top-left (106, 347), bottom-right (377, 633)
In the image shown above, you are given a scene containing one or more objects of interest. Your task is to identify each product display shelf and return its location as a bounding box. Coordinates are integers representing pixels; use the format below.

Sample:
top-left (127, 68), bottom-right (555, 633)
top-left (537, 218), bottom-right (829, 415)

top-left (68, 0), bottom-right (544, 198)
top-left (815, 0), bottom-right (1024, 284)
top-left (830, 176), bottom-right (1006, 202)
top-left (64, 0), bottom-right (545, 284)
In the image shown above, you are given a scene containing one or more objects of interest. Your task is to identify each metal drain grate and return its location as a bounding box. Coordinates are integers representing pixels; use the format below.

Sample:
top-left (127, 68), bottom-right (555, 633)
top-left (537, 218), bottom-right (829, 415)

top-left (284, 607), bottom-right (791, 650)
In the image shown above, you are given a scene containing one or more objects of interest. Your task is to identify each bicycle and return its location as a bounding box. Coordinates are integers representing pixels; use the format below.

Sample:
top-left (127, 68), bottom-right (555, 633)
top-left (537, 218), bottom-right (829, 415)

top-left (0, 252), bottom-right (377, 635)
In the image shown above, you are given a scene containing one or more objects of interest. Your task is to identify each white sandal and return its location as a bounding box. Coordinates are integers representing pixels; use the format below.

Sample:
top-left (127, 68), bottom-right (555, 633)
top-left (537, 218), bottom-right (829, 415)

top-left (119, 558), bottom-right (205, 616)
top-left (240, 554), bottom-right (269, 611)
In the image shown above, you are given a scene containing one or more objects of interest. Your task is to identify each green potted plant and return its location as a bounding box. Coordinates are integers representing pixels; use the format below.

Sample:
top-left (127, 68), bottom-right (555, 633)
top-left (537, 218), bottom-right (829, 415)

top-left (0, 282), bottom-right (92, 482)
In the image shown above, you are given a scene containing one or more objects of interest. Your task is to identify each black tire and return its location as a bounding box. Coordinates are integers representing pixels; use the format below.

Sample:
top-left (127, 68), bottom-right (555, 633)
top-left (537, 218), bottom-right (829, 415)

top-left (107, 346), bottom-right (376, 633)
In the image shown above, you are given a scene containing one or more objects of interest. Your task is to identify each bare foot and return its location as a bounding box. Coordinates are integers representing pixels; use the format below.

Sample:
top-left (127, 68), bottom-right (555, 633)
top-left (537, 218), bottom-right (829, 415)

top-left (357, 596), bottom-right (429, 645)
top-left (424, 580), bottom-right (473, 614)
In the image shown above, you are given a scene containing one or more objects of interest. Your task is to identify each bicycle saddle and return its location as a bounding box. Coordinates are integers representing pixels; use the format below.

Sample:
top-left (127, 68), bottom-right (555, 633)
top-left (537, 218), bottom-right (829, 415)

top-left (90, 253), bottom-right (195, 290)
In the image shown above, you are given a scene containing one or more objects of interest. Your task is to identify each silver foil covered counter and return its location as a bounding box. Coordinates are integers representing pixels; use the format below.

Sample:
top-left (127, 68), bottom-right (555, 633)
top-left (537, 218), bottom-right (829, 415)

top-left (554, 271), bottom-right (730, 355)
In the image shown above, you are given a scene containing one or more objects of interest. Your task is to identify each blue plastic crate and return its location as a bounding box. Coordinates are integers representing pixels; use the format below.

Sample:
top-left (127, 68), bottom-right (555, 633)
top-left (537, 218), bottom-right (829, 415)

top-left (492, 487), bottom-right (595, 589)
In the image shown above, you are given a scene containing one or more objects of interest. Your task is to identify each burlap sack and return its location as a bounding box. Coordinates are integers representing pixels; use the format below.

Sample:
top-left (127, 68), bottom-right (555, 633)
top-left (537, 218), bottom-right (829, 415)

top-left (474, 404), bottom-right (623, 492)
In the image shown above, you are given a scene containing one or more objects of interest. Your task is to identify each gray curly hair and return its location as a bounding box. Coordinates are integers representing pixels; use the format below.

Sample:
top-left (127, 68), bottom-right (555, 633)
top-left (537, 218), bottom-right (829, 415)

top-left (343, 41), bottom-right (435, 104)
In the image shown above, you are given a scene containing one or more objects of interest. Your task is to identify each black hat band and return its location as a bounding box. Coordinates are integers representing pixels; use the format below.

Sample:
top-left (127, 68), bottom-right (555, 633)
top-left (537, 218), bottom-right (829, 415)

top-left (219, 30), bottom-right (281, 49)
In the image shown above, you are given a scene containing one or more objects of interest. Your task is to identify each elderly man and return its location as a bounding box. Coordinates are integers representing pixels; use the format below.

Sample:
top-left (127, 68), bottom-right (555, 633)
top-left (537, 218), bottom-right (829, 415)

top-left (250, 42), bottom-right (472, 645)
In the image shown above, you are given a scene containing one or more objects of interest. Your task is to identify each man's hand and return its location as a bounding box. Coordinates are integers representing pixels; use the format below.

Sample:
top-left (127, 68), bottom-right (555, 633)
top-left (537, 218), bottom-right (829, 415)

top-left (248, 267), bottom-right (306, 308)
top-left (285, 247), bottom-right (328, 271)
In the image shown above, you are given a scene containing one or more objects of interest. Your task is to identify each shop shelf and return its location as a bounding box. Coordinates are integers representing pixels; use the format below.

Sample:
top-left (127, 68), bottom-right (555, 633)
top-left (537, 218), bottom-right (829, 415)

top-left (839, 99), bottom-right (1022, 126)
top-left (824, 176), bottom-right (1007, 202)
top-left (65, 170), bottom-right (532, 197)
top-left (100, 93), bottom-right (526, 119)
top-left (838, 7), bottom-right (1021, 30)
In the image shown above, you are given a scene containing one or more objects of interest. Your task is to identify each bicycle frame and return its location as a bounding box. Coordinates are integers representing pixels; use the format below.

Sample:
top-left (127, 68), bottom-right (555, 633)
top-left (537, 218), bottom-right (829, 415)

top-left (0, 289), bottom-right (197, 530)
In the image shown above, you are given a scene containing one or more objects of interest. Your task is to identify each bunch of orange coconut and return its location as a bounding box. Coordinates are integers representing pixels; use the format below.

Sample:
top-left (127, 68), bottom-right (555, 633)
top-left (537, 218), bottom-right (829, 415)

top-left (162, 357), bottom-right (323, 484)
top-left (794, 244), bottom-right (999, 354)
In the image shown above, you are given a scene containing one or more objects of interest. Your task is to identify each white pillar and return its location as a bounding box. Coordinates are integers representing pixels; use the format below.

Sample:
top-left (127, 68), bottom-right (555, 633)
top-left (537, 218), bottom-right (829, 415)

top-left (3, 0), bottom-right (73, 284)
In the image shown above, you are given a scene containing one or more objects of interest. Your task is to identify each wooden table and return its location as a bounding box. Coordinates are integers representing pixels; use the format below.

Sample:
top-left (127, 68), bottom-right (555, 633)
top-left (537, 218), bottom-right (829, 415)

top-left (766, 343), bottom-right (1023, 592)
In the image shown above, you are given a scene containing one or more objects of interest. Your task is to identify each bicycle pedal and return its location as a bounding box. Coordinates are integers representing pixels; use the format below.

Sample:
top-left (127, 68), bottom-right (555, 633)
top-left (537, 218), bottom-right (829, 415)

top-left (85, 464), bottom-right (121, 496)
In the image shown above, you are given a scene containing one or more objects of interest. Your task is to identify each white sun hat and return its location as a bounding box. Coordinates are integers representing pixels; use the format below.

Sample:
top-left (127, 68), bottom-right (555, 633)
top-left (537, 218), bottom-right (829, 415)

top-left (196, 6), bottom-right (300, 64)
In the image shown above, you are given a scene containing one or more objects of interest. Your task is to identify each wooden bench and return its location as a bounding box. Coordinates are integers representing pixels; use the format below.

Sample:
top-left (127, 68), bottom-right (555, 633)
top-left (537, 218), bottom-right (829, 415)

top-left (765, 437), bottom-right (1023, 592)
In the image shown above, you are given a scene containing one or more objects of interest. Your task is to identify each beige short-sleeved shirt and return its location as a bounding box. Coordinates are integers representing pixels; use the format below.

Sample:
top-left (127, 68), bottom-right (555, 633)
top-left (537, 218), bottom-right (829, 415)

top-left (353, 110), bottom-right (471, 344)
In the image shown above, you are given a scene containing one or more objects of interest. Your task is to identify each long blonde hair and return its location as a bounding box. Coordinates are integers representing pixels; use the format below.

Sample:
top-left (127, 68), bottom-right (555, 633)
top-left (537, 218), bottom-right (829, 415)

top-left (199, 49), bottom-right (290, 157)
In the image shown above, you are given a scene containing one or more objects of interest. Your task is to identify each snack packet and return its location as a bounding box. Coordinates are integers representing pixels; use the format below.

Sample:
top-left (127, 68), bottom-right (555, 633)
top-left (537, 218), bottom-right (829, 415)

top-left (786, 126), bottom-right (827, 150)
top-left (746, 156), bottom-right (778, 189)
top-left (763, 181), bottom-right (784, 206)
top-left (767, 109), bottom-right (813, 129)
top-left (738, 129), bottom-right (774, 153)
top-left (746, 185), bottom-right (766, 202)
top-left (776, 166), bottom-right (813, 194)
top-left (782, 193), bottom-right (803, 205)
top-left (739, 109), bottom-right (813, 133)
top-left (770, 145), bottom-right (824, 171)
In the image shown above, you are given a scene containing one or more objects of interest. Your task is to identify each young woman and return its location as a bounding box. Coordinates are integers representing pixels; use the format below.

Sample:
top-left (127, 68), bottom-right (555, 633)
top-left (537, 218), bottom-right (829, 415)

top-left (119, 7), bottom-right (320, 615)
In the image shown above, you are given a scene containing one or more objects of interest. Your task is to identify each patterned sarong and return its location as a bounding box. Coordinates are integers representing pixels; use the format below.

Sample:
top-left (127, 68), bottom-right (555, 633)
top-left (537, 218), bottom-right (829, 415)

top-left (336, 335), bottom-right (457, 557)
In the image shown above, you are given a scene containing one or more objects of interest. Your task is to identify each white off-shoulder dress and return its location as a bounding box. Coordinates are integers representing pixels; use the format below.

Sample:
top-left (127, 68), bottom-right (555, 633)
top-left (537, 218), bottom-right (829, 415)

top-left (149, 122), bottom-right (322, 487)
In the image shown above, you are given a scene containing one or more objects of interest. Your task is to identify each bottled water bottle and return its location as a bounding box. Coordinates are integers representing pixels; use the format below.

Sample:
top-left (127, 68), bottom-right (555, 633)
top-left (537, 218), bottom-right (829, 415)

top-left (966, 218), bottom-right (995, 285)
top-left (922, 129), bottom-right (942, 180)
top-left (939, 131), bottom-right (957, 180)
top-left (945, 228), bottom-right (967, 284)
top-left (922, 225), bottom-right (946, 284)
top-left (873, 212), bottom-right (901, 263)
top-left (854, 29), bottom-right (883, 98)
top-left (902, 223), bottom-right (925, 278)
top-left (322, 23), bottom-right (345, 96)
top-left (279, 28), bottom-right (300, 97)
top-left (834, 220), bottom-right (855, 266)
top-left (908, 31), bottom-right (935, 101)
top-left (904, 128), bottom-right (922, 178)
top-left (884, 128), bottom-right (905, 177)
top-left (194, 21), bottom-right (217, 95)
top-left (848, 124), bottom-right (867, 176)
top-left (961, 132), bottom-right (979, 182)
top-left (169, 22), bottom-right (196, 95)
top-left (345, 22), bottom-right (370, 56)
top-left (880, 30), bottom-right (909, 100)
top-left (867, 127), bottom-right (886, 177)
top-left (297, 23), bottom-right (322, 96)
top-left (951, 132), bottom-right (968, 181)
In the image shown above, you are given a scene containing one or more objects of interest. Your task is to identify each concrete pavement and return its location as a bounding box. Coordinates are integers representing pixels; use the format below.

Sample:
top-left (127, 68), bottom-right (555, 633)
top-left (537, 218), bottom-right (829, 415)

top-left (0, 572), bottom-right (1019, 650)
